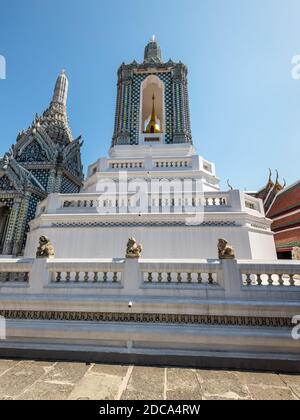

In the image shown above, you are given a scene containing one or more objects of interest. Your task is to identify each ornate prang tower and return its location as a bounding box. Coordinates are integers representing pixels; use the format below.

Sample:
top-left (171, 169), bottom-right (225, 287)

top-left (0, 71), bottom-right (84, 256)
top-left (112, 36), bottom-right (192, 146)
top-left (84, 37), bottom-right (219, 194)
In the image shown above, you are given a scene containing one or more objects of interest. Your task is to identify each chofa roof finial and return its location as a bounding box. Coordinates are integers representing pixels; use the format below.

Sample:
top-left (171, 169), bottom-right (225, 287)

top-left (227, 179), bottom-right (233, 191)
top-left (268, 168), bottom-right (272, 182)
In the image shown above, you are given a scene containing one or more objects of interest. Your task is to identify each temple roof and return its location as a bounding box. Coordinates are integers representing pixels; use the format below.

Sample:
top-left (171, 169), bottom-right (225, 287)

top-left (256, 169), bottom-right (285, 214)
top-left (0, 148), bottom-right (46, 195)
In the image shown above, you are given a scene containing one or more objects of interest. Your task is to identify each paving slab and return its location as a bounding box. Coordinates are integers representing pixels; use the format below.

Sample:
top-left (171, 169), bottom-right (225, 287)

top-left (196, 369), bottom-right (239, 383)
top-left (200, 379), bottom-right (250, 400)
top-left (18, 380), bottom-right (74, 400)
top-left (236, 371), bottom-right (286, 387)
top-left (166, 368), bottom-right (202, 400)
top-left (121, 366), bottom-right (164, 400)
top-left (279, 374), bottom-right (300, 387)
top-left (0, 361), bottom-right (48, 397)
top-left (247, 384), bottom-right (297, 400)
top-left (68, 372), bottom-right (124, 400)
top-left (0, 359), bottom-right (18, 376)
top-left (43, 361), bottom-right (90, 384)
top-left (90, 363), bottom-right (128, 378)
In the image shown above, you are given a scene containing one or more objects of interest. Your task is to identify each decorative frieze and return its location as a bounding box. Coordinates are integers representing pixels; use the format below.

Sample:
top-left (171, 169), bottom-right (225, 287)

top-left (0, 310), bottom-right (292, 328)
top-left (52, 221), bottom-right (237, 228)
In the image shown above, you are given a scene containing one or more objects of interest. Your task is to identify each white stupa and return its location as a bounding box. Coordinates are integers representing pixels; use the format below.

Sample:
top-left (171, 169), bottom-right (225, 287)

top-left (25, 38), bottom-right (276, 260)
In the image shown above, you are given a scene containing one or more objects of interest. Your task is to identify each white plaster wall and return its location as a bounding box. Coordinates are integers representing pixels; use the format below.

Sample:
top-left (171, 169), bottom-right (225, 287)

top-left (25, 225), bottom-right (275, 260)
top-left (249, 230), bottom-right (277, 260)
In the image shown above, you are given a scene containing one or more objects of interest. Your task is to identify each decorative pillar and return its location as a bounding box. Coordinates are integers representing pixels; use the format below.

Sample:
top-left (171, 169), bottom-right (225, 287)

top-left (12, 192), bottom-right (31, 256)
top-left (54, 168), bottom-right (63, 193)
top-left (172, 63), bottom-right (192, 144)
top-left (47, 168), bottom-right (57, 193)
top-left (2, 198), bottom-right (22, 255)
top-left (113, 65), bottom-right (133, 145)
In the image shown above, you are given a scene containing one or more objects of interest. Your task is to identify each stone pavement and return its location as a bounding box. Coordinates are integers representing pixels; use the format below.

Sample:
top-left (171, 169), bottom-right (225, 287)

top-left (0, 359), bottom-right (299, 400)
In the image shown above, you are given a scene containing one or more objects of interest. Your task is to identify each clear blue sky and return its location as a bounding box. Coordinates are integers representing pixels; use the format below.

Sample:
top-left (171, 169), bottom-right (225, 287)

top-left (0, 0), bottom-right (299, 190)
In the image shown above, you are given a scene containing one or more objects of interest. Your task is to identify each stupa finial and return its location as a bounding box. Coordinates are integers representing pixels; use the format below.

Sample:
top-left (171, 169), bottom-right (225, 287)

top-left (52, 69), bottom-right (69, 106)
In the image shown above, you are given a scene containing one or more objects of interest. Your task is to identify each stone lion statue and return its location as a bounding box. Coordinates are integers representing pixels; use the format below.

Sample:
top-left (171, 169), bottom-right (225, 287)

top-left (292, 247), bottom-right (300, 260)
top-left (218, 238), bottom-right (236, 260)
top-left (36, 236), bottom-right (55, 259)
top-left (126, 237), bottom-right (142, 259)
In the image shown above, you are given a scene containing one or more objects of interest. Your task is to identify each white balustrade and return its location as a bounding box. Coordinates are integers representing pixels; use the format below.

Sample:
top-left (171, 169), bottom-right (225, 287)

top-left (52, 270), bottom-right (121, 284)
top-left (240, 263), bottom-right (300, 287)
top-left (59, 192), bottom-right (230, 211)
top-left (0, 260), bottom-right (32, 286)
top-left (154, 160), bottom-right (191, 169)
top-left (0, 271), bottom-right (29, 283)
top-left (110, 161), bottom-right (144, 169)
top-left (0, 258), bottom-right (298, 292)
top-left (46, 261), bottom-right (123, 285)
top-left (143, 270), bottom-right (217, 284)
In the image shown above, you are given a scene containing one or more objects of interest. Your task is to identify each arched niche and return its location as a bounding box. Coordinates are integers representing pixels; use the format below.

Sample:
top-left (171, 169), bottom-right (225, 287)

top-left (140, 75), bottom-right (165, 141)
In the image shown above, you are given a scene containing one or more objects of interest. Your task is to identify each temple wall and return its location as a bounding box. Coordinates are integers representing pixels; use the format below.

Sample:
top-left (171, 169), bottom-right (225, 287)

top-left (24, 224), bottom-right (276, 260)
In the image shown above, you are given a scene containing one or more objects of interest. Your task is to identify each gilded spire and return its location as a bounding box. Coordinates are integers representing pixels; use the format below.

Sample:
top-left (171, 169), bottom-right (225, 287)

top-left (145, 94), bottom-right (161, 133)
top-left (52, 69), bottom-right (68, 106)
top-left (151, 94), bottom-right (157, 121)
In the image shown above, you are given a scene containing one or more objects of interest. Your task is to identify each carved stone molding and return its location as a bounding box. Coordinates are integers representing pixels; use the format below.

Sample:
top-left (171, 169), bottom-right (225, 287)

top-left (0, 310), bottom-right (292, 328)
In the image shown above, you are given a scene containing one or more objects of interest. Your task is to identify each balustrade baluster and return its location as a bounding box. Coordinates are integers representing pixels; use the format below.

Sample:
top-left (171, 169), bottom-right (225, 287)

top-left (208, 273), bottom-right (214, 284)
top-left (289, 274), bottom-right (295, 286)
top-left (245, 273), bottom-right (251, 286)
top-left (278, 274), bottom-right (284, 286)
top-left (267, 274), bottom-right (273, 286)
top-left (256, 274), bottom-right (262, 286)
